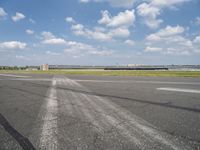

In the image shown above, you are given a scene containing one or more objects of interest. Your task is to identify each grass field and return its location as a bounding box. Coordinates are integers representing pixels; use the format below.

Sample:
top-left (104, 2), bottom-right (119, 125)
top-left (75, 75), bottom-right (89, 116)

top-left (0, 69), bottom-right (200, 77)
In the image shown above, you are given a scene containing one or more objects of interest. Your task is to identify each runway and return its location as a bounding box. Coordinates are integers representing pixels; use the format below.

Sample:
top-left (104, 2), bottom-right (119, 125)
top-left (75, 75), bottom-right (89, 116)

top-left (0, 74), bottom-right (200, 149)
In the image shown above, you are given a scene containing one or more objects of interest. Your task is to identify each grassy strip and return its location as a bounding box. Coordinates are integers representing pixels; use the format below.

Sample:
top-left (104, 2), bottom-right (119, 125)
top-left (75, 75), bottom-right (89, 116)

top-left (0, 69), bottom-right (200, 77)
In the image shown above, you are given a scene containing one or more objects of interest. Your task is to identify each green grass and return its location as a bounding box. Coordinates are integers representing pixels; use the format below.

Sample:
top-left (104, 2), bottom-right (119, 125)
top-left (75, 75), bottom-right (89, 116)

top-left (0, 69), bottom-right (200, 77)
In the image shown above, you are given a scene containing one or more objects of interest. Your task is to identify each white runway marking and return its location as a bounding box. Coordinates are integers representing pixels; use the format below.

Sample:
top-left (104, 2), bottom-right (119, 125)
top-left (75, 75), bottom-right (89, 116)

top-left (157, 87), bottom-right (200, 94)
top-left (0, 74), bottom-right (30, 78)
top-left (39, 77), bottom-right (58, 150)
top-left (75, 79), bottom-right (200, 85)
top-left (59, 77), bottom-right (191, 150)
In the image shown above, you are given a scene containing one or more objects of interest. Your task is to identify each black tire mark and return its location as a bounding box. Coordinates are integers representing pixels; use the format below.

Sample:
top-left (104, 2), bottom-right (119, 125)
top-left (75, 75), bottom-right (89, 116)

top-left (0, 113), bottom-right (36, 150)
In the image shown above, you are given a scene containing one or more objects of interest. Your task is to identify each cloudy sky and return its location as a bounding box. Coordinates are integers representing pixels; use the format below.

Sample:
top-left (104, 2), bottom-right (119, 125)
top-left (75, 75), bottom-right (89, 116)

top-left (0, 0), bottom-right (200, 66)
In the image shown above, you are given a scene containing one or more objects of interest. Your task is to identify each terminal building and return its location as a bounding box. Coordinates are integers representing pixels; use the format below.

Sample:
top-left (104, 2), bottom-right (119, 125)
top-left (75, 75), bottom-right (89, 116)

top-left (40, 64), bottom-right (49, 71)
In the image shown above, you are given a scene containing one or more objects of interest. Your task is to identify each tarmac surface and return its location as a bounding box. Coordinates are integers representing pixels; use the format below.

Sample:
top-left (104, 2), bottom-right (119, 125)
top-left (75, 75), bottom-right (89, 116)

top-left (0, 74), bottom-right (200, 150)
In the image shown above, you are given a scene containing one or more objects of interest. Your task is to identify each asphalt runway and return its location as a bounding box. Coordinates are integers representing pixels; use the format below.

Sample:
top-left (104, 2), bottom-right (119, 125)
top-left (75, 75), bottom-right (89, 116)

top-left (0, 74), bottom-right (200, 150)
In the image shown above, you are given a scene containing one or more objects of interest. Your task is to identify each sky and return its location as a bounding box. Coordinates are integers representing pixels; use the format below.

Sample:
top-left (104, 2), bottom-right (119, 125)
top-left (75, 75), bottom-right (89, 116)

top-left (0, 0), bottom-right (200, 66)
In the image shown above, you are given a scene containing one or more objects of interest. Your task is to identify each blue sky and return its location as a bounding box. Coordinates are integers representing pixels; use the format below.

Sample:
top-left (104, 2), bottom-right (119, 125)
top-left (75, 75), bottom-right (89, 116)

top-left (0, 0), bottom-right (200, 66)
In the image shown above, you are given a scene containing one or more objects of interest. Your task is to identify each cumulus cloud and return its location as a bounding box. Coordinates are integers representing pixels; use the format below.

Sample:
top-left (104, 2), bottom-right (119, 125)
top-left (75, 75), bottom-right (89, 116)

top-left (16, 55), bottom-right (30, 61)
top-left (65, 17), bottom-right (76, 23)
top-left (194, 36), bottom-right (200, 43)
top-left (41, 31), bottom-right (114, 57)
top-left (137, 0), bottom-right (190, 29)
top-left (98, 9), bottom-right (135, 27)
top-left (145, 25), bottom-right (196, 55)
top-left (26, 29), bottom-right (34, 35)
top-left (194, 17), bottom-right (200, 26)
top-left (71, 24), bottom-right (111, 41)
top-left (46, 51), bottom-right (61, 56)
top-left (124, 39), bottom-right (135, 45)
top-left (0, 7), bottom-right (7, 18)
top-left (0, 41), bottom-right (27, 50)
top-left (71, 10), bottom-right (135, 41)
top-left (150, 0), bottom-right (190, 8)
top-left (109, 27), bottom-right (130, 38)
top-left (137, 3), bottom-right (162, 29)
top-left (146, 25), bottom-right (185, 41)
top-left (71, 23), bottom-right (132, 41)
top-left (144, 46), bottom-right (162, 52)
top-left (80, 0), bottom-right (90, 3)
top-left (41, 31), bottom-right (67, 45)
top-left (12, 12), bottom-right (25, 22)
top-left (79, 0), bottom-right (137, 8)
top-left (64, 41), bottom-right (114, 56)
top-left (29, 18), bottom-right (36, 24)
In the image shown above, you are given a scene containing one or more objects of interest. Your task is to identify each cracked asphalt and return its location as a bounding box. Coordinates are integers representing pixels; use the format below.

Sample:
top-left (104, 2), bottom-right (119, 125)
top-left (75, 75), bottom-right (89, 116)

top-left (0, 74), bottom-right (200, 150)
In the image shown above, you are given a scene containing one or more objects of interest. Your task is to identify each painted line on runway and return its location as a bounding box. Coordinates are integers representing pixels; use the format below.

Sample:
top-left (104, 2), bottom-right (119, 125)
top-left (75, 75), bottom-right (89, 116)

top-left (0, 74), bottom-right (30, 78)
top-left (75, 79), bottom-right (200, 85)
top-left (61, 77), bottom-right (191, 149)
top-left (39, 77), bottom-right (58, 149)
top-left (157, 87), bottom-right (200, 94)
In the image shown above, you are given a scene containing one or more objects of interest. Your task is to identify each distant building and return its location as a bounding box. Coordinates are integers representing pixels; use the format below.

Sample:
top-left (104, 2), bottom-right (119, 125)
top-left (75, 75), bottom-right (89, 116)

top-left (127, 64), bottom-right (143, 67)
top-left (26, 66), bottom-right (39, 71)
top-left (40, 64), bottom-right (49, 71)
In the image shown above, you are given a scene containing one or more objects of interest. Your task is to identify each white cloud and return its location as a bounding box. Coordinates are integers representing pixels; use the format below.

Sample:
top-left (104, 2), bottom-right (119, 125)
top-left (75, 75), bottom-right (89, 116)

top-left (194, 17), bottom-right (200, 26)
top-left (156, 25), bottom-right (184, 37)
top-left (137, 3), bottom-right (162, 29)
top-left (79, 0), bottom-right (136, 8)
top-left (124, 39), bottom-right (135, 45)
top-left (41, 31), bottom-right (114, 56)
top-left (64, 41), bottom-right (114, 56)
top-left (0, 7), bottom-right (7, 18)
top-left (16, 55), bottom-right (30, 60)
top-left (71, 24), bottom-right (111, 40)
top-left (145, 25), bottom-right (196, 55)
top-left (144, 46), bottom-right (162, 52)
top-left (71, 10), bottom-right (135, 41)
top-left (71, 23), bottom-right (131, 41)
top-left (107, 0), bottom-right (136, 8)
top-left (109, 27), bottom-right (130, 38)
top-left (137, 0), bottom-right (190, 29)
top-left (46, 51), bottom-right (60, 56)
top-left (146, 25), bottom-right (185, 41)
top-left (41, 31), bottom-right (56, 39)
top-left (98, 10), bottom-right (111, 25)
top-left (164, 48), bottom-right (190, 55)
top-left (98, 9), bottom-right (135, 27)
top-left (80, 0), bottom-right (90, 3)
top-left (151, 0), bottom-right (190, 8)
top-left (12, 12), bottom-right (25, 22)
top-left (87, 29), bottom-right (112, 40)
top-left (43, 38), bottom-right (67, 45)
top-left (29, 18), bottom-right (36, 24)
top-left (0, 41), bottom-right (27, 49)
top-left (41, 31), bottom-right (67, 45)
top-left (194, 36), bottom-right (200, 43)
top-left (146, 34), bottom-right (161, 41)
top-left (71, 24), bottom-right (84, 30)
top-left (65, 17), bottom-right (76, 23)
top-left (26, 29), bottom-right (34, 35)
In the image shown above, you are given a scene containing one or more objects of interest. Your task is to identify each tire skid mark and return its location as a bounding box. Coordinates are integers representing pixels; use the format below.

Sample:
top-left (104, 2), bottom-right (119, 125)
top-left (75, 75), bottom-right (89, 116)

top-left (70, 92), bottom-right (108, 133)
top-left (81, 94), bottom-right (144, 149)
top-left (63, 76), bottom-right (192, 150)
top-left (94, 95), bottom-right (191, 150)
top-left (90, 95), bottom-right (182, 150)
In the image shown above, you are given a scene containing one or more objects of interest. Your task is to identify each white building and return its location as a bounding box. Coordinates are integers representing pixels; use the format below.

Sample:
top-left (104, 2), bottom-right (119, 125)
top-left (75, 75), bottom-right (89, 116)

top-left (40, 64), bottom-right (49, 71)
